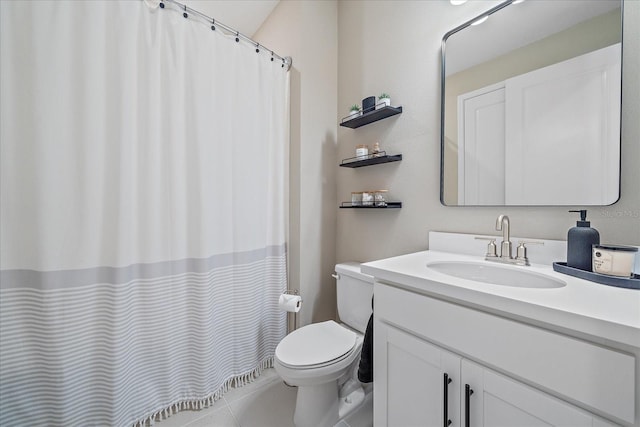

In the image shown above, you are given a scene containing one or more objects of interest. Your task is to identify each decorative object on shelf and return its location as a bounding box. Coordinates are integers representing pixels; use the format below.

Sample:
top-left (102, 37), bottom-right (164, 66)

top-left (377, 93), bottom-right (391, 109)
top-left (343, 190), bottom-right (395, 209)
top-left (340, 105), bottom-right (403, 129)
top-left (362, 96), bottom-right (376, 113)
top-left (355, 144), bottom-right (369, 160)
top-left (372, 142), bottom-right (381, 156)
top-left (349, 104), bottom-right (361, 118)
top-left (340, 152), bottom-right (402, 168)
top-left (362, 191), bottom-right (374, 206)
top-left (374, 190), bottom-right (388, 207)
top-left (351, 191), bottom-right (363, 206)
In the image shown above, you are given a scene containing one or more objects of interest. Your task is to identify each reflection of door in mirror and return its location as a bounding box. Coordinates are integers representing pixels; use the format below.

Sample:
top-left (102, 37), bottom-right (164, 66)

top-left (457, 44), bottom-right (620, 206)
top-left (505, 44), bottom-right (620, 205)
top-left (441, 0), bottom-right (622, 206)
top-left (458, 83), bottom-right (505, 205)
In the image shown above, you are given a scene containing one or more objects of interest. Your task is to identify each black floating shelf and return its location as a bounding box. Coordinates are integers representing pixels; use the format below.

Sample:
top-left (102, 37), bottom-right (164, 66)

top-left (340, 152), bottom-right (402, 168)
top-left (340, 202), bottom-right (402, 209)
top-left (340, 106), bottom-right (403, 129)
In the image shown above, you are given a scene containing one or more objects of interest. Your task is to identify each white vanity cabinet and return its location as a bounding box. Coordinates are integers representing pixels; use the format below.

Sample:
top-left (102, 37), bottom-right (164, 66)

top-left (377, 321), bottom-right (615, 427)
top-left (374, 281), bottom-right (634, 427)
top-left (377, 323), bottom-right (461, 426)
top-left (460, 359), bottom-right (611, 427)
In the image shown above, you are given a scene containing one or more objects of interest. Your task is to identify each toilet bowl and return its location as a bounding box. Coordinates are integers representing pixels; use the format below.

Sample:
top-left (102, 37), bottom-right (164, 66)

top-left (275, 321), bottom-right (365, 427)
top-left (274, 263), bottom-right (374, 427)
top-left (275, 320), bottom-right (361, 384)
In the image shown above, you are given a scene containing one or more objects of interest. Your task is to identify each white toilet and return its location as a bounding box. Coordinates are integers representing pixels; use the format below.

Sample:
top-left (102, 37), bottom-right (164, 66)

top-left (274, 262), bottom-right (374, 427)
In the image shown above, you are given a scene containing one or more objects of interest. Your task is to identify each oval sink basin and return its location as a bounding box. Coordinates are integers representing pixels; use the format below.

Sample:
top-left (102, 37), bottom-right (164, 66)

top-left (427, 261), bottom-right (566, 289)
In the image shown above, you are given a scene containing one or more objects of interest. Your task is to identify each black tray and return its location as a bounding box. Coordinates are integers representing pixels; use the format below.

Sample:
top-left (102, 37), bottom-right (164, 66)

top-left (552, 262), bottom-right (640, 290)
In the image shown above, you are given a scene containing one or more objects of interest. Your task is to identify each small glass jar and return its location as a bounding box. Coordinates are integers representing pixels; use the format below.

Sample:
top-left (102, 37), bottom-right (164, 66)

top-left (361, 191), bottom-right (374, 206)
top-left (351, 191), bottom-right (363, 206)
top-left (356, 144), bottom-right (369, 159)
top-left (372, 142), bottom-right (382, 157)
top-left (374, 190), bottom-right (388, 207)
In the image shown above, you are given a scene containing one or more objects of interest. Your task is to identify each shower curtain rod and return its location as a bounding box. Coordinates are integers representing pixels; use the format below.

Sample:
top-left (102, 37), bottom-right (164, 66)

top-left (159, 0), bottom-right (292, 71)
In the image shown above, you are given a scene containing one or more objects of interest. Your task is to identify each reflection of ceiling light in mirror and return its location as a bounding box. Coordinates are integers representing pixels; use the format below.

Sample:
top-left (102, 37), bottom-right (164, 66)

top-left (471, 15), bottom-right (489, 26)
top-left (450, 0), bottom-right (468, 5)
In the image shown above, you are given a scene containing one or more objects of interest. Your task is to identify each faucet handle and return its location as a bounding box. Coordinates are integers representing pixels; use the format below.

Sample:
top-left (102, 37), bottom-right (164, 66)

top-left (516, 240), bottom-right (544, 264)
top-left (475, 236), bottom-right (498, 258)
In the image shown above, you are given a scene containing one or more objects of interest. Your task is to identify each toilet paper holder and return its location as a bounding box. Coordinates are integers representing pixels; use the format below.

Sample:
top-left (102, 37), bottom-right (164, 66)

top-left (284, 289), bottom-right (302, 333)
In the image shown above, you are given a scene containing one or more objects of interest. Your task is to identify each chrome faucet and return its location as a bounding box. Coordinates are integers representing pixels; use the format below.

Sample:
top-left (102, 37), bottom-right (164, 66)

top-left (496, 214), bottom-right (512, 259)
top-left (474, 215), bottom-right (544, 266)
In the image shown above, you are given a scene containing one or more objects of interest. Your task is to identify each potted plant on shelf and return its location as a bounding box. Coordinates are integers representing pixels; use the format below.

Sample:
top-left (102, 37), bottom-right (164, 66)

top-left (349, 104), bottom-right (361, 118)
top-left (377, 93), bottom-right (391, 109)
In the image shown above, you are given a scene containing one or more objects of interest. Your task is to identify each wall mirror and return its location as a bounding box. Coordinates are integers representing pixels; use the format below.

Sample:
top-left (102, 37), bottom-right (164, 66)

top-left (440, 0), bottom-right (623, 206)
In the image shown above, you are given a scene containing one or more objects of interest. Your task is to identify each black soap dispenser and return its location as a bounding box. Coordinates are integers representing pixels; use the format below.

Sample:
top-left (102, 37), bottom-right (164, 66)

top-left (567, 210), bottom-right (600, 271)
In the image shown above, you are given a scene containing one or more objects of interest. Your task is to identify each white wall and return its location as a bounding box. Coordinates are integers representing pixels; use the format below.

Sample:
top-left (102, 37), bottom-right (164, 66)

top-left (254, 1), bottom-right (338, 327)
top-left (337, 0), bottom-right (640, 265)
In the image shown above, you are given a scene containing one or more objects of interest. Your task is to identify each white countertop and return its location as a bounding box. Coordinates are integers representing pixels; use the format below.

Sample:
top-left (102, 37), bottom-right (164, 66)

top-left (362, 249), bottom-right (640, 348)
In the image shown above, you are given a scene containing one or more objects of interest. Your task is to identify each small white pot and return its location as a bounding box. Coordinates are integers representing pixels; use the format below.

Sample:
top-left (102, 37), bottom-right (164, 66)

top-left (349, 110), bottom-right (361, 118)
top-left (376, 97), bottom-right (391, 109)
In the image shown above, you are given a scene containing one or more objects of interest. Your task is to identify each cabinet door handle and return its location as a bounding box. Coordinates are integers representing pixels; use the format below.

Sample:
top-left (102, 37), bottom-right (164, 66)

top-left (464, 384), bottom-right (474, 427)
top-left (443, 373), bottom-right (452, 427)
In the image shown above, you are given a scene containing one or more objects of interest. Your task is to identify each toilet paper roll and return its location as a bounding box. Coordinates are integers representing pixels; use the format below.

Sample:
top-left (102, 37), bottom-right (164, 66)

top-left (278, 294), bottom-right (302, 313)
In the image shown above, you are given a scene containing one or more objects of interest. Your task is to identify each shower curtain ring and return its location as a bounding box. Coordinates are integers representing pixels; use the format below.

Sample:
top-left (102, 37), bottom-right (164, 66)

top-left (256, 43), bottom-right (260, 53)
top-left (183, 5), bottom-right (188, 18)
top-left (271, 51), bottom-right (274, 62)
top-left (159, 2), bottom-right (164, 8)
top-left (211, 19), bottom-right (215, 31)
top-left (235, 32), bottom-right (240, 42)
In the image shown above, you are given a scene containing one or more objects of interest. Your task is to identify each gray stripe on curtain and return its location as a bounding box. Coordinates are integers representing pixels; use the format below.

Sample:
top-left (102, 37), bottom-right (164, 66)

top-left (0, 251), bottom-right (288, 427)
top-left (0, 244), bottom-right (286, 290)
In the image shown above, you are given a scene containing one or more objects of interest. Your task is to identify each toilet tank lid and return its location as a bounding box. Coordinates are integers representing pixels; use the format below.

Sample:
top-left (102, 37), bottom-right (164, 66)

top-left (335, 262), bottom-right (374, 283)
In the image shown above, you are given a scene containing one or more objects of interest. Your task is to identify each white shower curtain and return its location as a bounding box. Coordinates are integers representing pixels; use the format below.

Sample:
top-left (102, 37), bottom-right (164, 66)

top-left (0, 1), bottom-right (289, 426)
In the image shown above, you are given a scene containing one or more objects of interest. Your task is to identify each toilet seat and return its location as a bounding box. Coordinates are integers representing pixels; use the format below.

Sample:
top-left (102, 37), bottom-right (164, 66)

top-left (275, 320), bottom-right (357, 369)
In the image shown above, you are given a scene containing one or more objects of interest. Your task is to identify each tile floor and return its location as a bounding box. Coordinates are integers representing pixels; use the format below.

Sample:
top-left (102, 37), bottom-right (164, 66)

top-left (155, 368), bottom-right (374, 427)
top-left (156, 368), bottom-right (297, 427)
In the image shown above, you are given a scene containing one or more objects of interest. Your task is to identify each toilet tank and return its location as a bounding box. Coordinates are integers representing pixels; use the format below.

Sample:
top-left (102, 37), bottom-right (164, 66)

top-left (335, 262), bottom-right (374, 334)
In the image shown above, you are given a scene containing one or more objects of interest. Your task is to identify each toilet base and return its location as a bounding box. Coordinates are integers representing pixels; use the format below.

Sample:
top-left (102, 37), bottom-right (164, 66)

top-left (291, 381), bottom-right (373, 427)
top-left (338, 386), bottom-right (365, 419)
top-left (293, 381), bottom-right (339, 427)
top-left (335, 389), bottom-right (373, 427)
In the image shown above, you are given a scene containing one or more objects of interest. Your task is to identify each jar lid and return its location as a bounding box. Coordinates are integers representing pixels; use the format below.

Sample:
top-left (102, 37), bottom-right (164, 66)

top-left (374, 189), bottom-right (389, 193)
top-left (592, 244), bottom-right (638, 252)
top-left (356, 144), bottom-right (368, 148)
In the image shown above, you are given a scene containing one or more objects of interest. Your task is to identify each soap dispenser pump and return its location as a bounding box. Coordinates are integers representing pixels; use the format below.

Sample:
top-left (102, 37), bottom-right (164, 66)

top-left (567, 210), bottom-right (600, 271)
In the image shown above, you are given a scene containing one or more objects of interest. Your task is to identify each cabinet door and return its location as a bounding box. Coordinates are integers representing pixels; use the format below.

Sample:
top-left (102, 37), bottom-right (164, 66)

top-left (461, 360), bottom-right (594, 427)
top-left (375, 321), bottom-right (461, 427)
